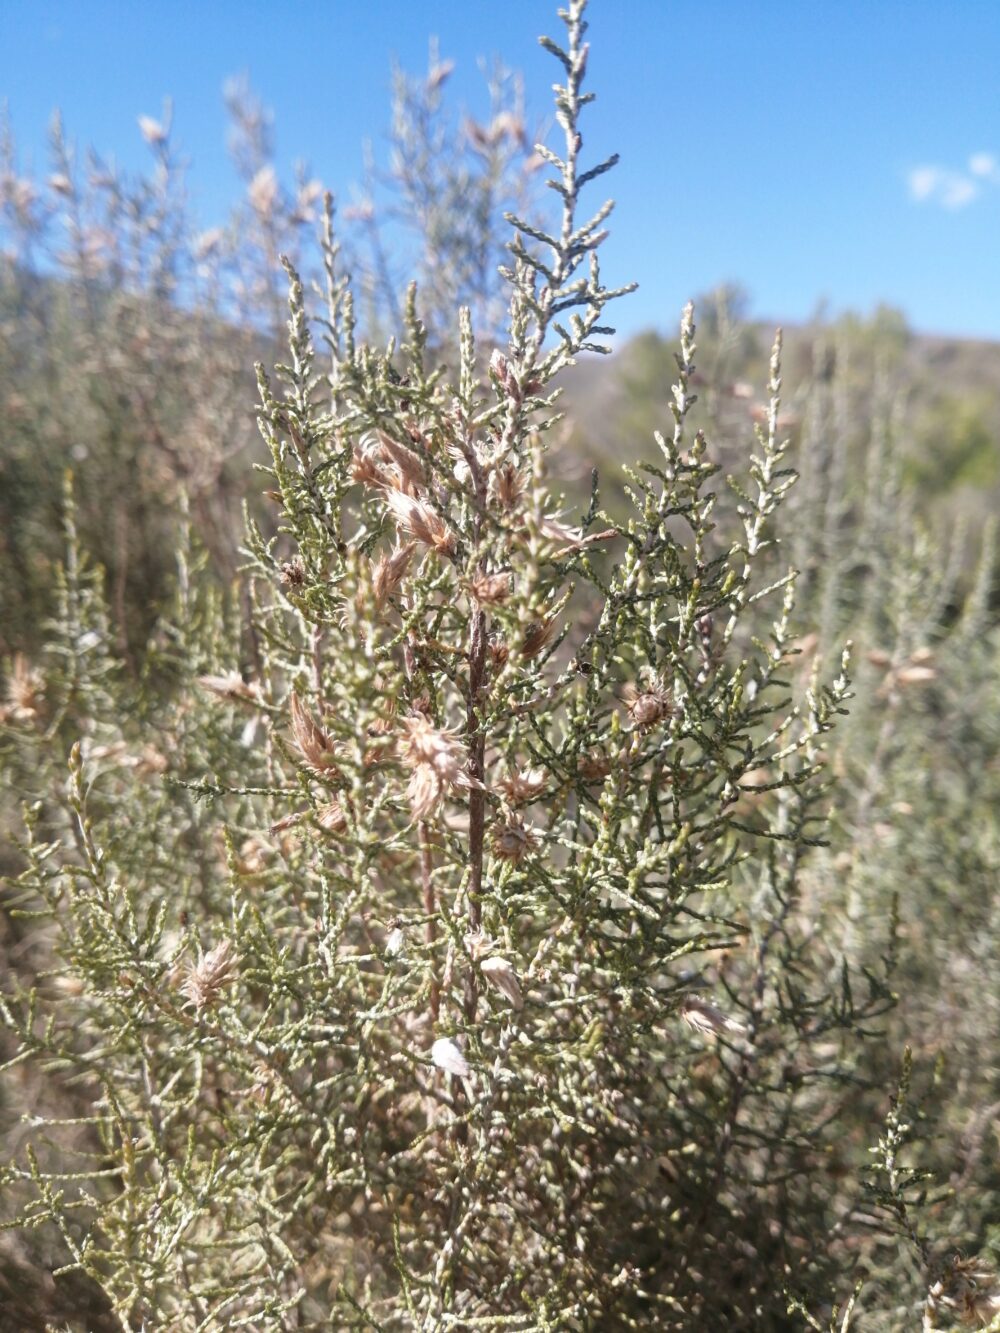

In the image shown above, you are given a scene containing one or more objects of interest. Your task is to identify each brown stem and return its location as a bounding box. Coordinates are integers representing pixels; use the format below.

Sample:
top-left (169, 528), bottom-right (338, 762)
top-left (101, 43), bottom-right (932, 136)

top-left (463, 604), bottom-right (488, 1028)
top-left (112, 504), bottom-right (136, 677)
top-left (466, 605), bottom-right (487, 935)
top-left (419, 820), bottom-right (440, 1023)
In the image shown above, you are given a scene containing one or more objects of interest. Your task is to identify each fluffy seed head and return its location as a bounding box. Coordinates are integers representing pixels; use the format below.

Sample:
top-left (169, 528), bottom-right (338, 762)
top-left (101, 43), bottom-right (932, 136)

top-left (374, 431), bottom-right (425, 490)
top-left (278, 555), bottom-right (306, 589)
top-left (623, 677), bottom-right (672, 729)
top-left (431, 1037), bottom-right (470, 1078)
top-left (499, 766), bottom-right (547, 804)
top-left (680, 994), bottom-right (746, 1038)
top-left (351, 443), bottom-right (387, 488)
top-left (181, 939), bottom-right (238, 1012)
top-left (928, 1255), bottom-right (1000, 1329)
top-left (372, 543), bottom-right (414, 607)
top-left (480, 955), bottom-right (524, 1011)
top-left (520, 617), bottom-right (558, 660)
top-left (138, 114), bottom-right (167, 146)
top-left (577, 750), bottom-right (611, 783)
top-left (398, 715), bottom-right (469, 818)
top-left (492, 815), bottom-right (537, 863)
top-left (289, 692), bottom-right (342, 780)
top-left (384, 489), bottom-right (455, 554)
top-left (470, 571), bottom-right (512, 605)
top-left (197, 672), bottom-right (261, 706)
top-left (4, 654), bottom-right (44, 722)
top-left (407, 765), bottom-right (444, 820)
top-left (398, 715), bottom-right (464, 779)
top-left (247, 164), bottom-right (279, 217)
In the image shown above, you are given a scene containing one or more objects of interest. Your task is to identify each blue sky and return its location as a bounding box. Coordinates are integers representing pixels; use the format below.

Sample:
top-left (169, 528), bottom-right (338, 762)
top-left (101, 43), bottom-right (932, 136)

top-left (2, 0), bottom-right (999, 341)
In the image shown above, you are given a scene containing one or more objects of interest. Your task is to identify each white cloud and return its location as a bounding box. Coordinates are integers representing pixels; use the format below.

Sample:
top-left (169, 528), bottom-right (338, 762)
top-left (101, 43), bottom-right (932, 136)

top-left (908, 166), bottom-right (939, 201)
top-left (908, 161), bottom-right (989, 210)
top-left (969, 152), bottom-right (1000, 182)
top-left (940, 174), bottom-right (979, 209)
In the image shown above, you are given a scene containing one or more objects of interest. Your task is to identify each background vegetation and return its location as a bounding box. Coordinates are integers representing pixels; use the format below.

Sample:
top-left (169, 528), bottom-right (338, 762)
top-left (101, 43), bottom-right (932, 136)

top-left (1, 3), bottom-right (999, 1328)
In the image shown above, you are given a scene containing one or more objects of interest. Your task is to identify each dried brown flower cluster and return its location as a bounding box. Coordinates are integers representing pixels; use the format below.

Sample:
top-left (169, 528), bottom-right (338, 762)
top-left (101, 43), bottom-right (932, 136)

top-left (288, 692), bottom-right (343, 782)
top-left (0, 654), bottom-right (44, 723)
top-left (384, 489), bottom-right (455, 555)
top-left (197, 672), bottom-right (262, 705)
top-left (498, 766), bottom-right (547, 804)
top-left (397, 713), bottom-right (471, 819)
top-left (372, 543), bottom-right (415, 607)
top-left (680, 993), bottom-right (746, 1038)
top-left (468, 570), bottom-right (512, 606)
top-left (927, 1255), bottom-right (1000, 1329)
top-left (577, 749), bottom-right (612, 783)
top-left (180, 939), bottom-right (238, 1012)
top-left (491, 814), bottom-right (537, 863)
top-left (278, 554), bottom-right (306, 589)
top-left (622, 674), bottom-right (673, 729)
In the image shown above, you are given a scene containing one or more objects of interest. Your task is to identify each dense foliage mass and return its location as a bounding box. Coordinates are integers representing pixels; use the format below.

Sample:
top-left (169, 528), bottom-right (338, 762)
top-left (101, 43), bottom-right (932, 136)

top-left (2, 4), bottom-right (1000, 1329)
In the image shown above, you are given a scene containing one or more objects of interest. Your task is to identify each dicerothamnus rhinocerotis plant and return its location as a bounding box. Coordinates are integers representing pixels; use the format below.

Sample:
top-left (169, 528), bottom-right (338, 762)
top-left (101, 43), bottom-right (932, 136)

top-left (2, 3), bottom-right (913, 1328)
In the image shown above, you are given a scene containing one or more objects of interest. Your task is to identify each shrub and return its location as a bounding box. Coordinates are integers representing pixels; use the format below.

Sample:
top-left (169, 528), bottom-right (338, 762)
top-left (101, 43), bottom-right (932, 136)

top-left (3, 3), bottom-right (1000, 1330)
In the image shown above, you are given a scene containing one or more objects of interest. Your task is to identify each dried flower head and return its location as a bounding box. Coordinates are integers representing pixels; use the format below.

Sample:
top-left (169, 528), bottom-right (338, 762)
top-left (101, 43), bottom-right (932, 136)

top-left (430, 1037), bottom-right (470, 1079)
top-left (499, 766), bottom-right (547, 804)
top-left (197, 672), bottom-right (261, 706)
top-left (398, 714), bottom-right (464, 778)
top-left (247, 164), bottom-right (279, 217)
top-left (248, 1060), bottom-right (275, 1106)
top-left (469, 570), bottom-right (512, 605)
top-left (520, 617), bottom-right (558, 660)
top-left (928, 1254), bottom-right (1000, 1329)
top-left (315, 800), bottom-right (348, 835)
top-left (680, 994), bottom-right (746, 1038)
top-left (4, 654), bottom-right (44, 722)
top-left (537, 515), bottom-right (617, 552)
top-left (480, 955), bottom-right (524, 1011)
top-left (278, 555), bottom-right (306, 589)
top-left (181, 939), bottom-right (238, 1012)
top-left (489, 633), bottom-right (510, 670)
top-left (384, 488), bottom-right (455, 555)
top-left (622, 675), bottom-right (673, 729)
top-left (373, 431), bottom-right (425, 490)
top-left (398, 714), bottom-right (470, 819)
top-left (426, 58), bottom-right (454, 92)
top-left (289, 692), bottom-right (343, 781)
top-left (490, 348), bottom-right (520, 399)
top-left (372, 543), bottom-right (415, 607)
top-left (491, 815), bottom-right (538, 863)
top-left (137, 114), bottom-right (167, 147)
top-left (577, 749), bottom-right (612, 783)
top-left (405, 766), bottom-right (440, 820)
top-left (351, 442), bottom-right (387, 488)
top-left (270, 809), bottom-right (306, 835)
top-left (491, 462), bottom-right (524, 509)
